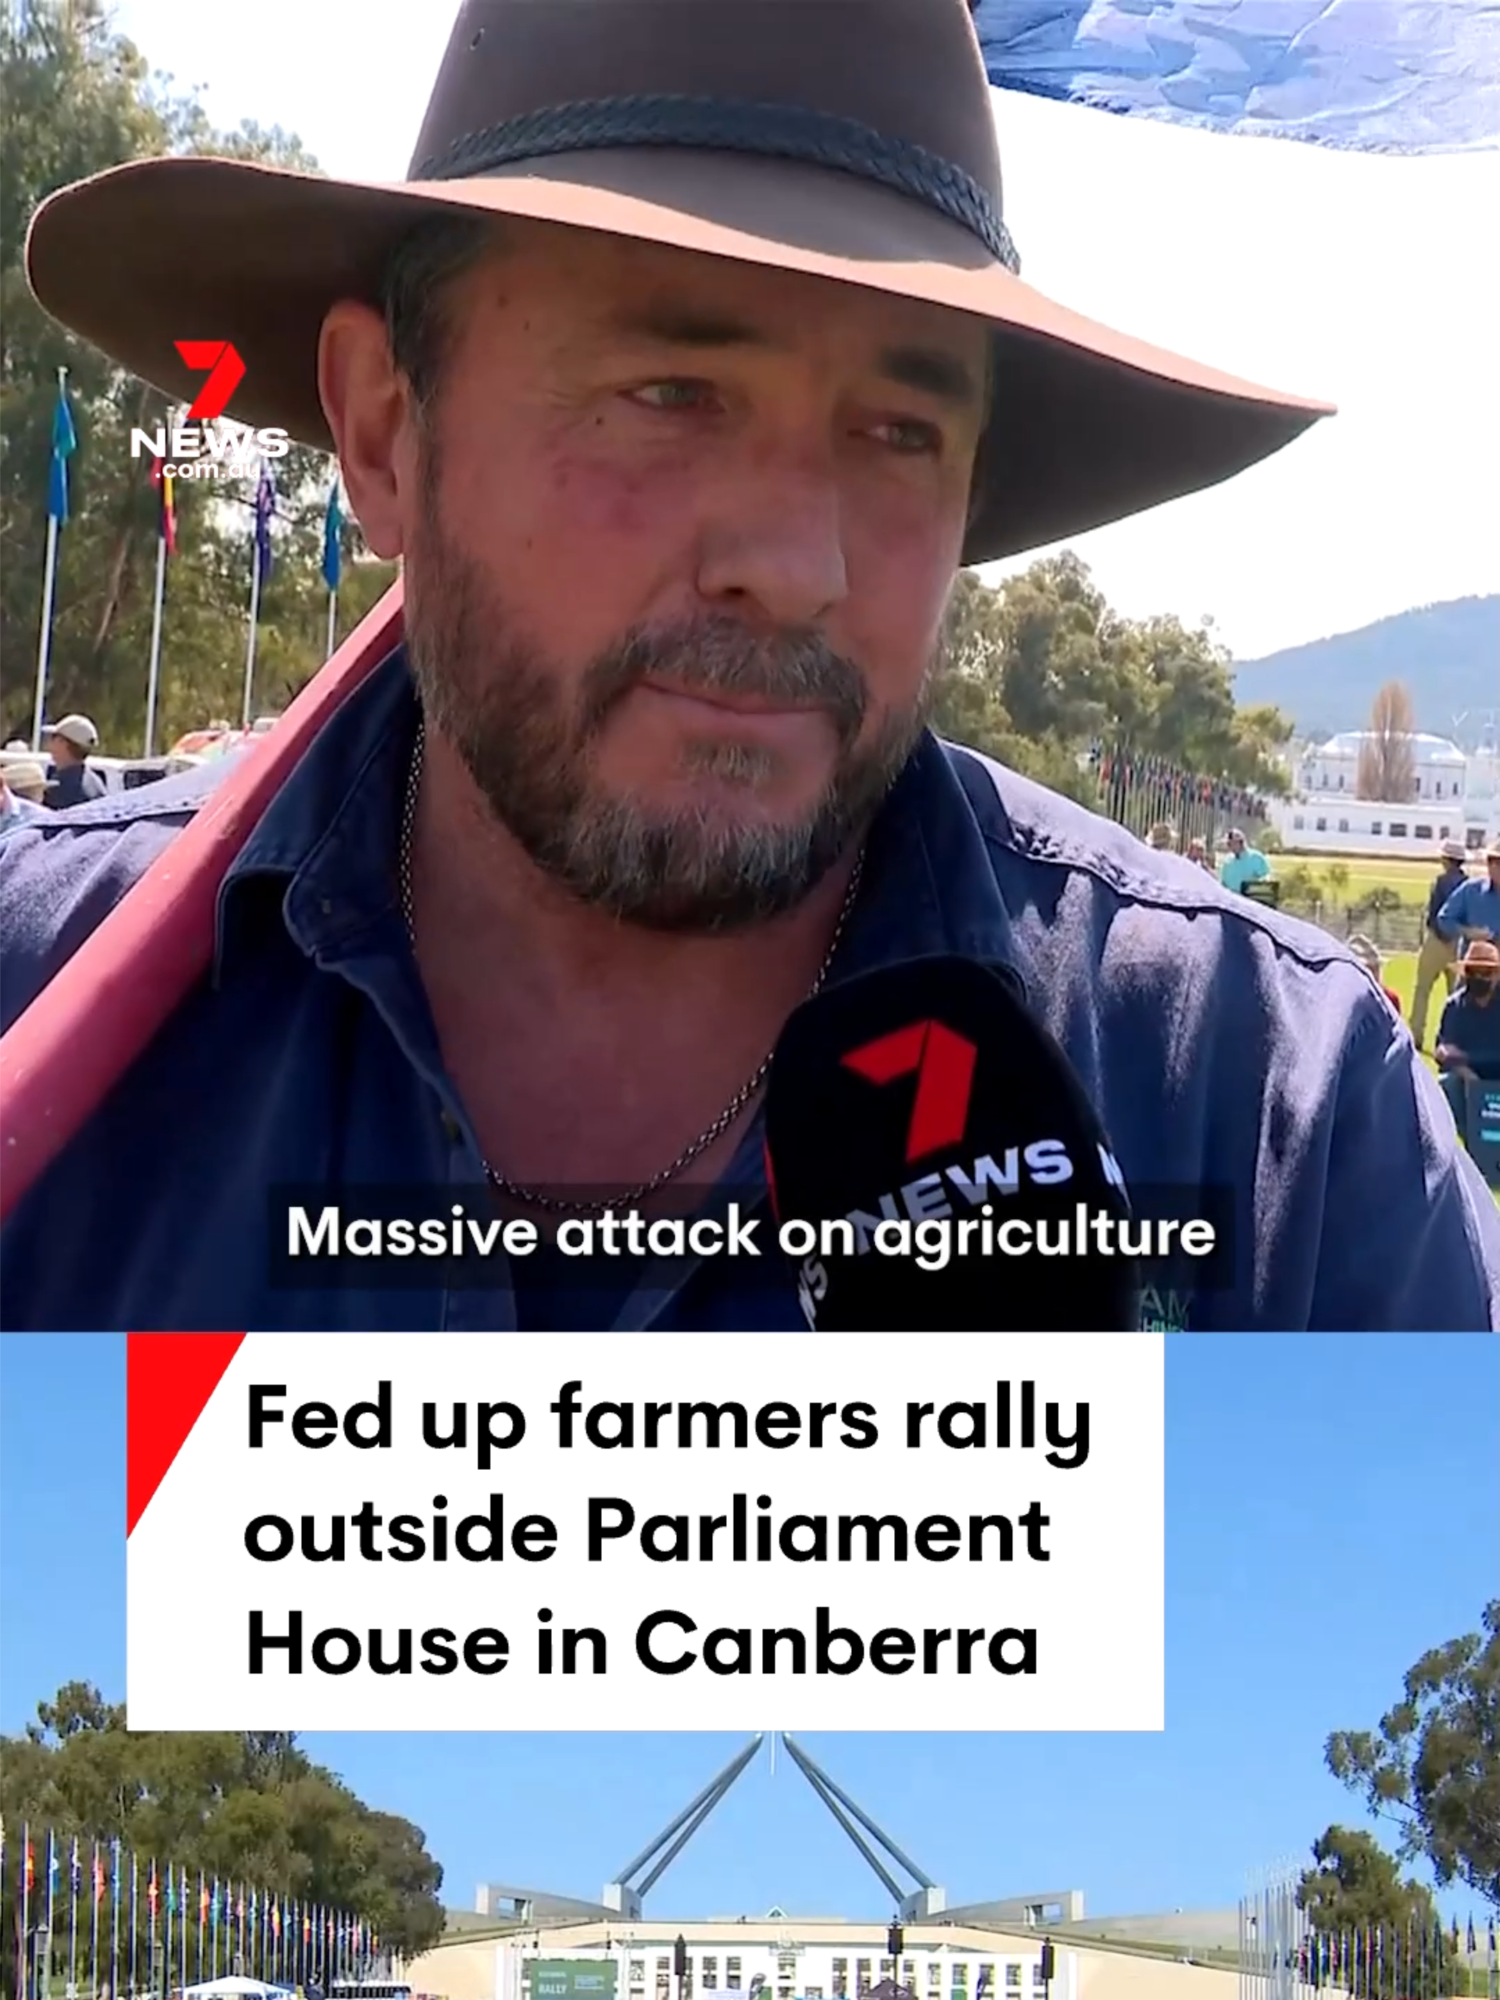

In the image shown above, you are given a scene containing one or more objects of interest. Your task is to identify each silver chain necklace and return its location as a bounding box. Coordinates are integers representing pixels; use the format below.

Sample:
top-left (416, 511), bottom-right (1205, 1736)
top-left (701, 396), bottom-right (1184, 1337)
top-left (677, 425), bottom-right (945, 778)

top-left (397, 716), bottom-right (863, 1218)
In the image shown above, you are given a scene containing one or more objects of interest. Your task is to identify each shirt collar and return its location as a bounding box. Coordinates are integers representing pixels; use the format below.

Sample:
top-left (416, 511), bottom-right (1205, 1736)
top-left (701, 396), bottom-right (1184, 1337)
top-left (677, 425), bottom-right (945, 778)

top-left (215, 650), bottom-right (416, 981)
top-left (216, 645), bottom-right (1025, 995)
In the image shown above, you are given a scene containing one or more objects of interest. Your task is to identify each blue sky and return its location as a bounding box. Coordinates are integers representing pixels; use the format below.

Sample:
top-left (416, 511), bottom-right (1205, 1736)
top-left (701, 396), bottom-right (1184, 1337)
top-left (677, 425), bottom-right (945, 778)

top-left (2, 1333), bottom-right (1495, 1926)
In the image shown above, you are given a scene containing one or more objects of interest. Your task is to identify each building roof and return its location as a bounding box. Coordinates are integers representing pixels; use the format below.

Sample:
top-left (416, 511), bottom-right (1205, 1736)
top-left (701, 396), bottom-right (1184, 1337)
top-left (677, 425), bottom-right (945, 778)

top-left (1313, 730), bottom-right (1467, 763)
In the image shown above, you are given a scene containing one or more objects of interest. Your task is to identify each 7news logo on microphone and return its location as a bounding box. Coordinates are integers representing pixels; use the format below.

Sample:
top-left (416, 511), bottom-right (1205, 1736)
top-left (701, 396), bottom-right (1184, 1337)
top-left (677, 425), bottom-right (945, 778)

top-left (128, 340), bottom-right (290, 481)
top-left (762, 956), bottom-right (1137, 1331)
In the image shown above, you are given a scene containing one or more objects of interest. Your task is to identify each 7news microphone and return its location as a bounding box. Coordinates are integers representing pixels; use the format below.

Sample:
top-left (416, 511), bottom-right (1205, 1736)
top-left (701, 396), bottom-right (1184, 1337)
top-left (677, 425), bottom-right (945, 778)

top-left (763, 955), bottom-right (1138, 1330)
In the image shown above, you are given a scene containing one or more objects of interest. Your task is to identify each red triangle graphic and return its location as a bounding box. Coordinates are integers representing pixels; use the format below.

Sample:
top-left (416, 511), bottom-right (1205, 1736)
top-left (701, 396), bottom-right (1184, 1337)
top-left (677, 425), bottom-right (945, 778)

top-left (127, 1333), bottom-right (246, 1535)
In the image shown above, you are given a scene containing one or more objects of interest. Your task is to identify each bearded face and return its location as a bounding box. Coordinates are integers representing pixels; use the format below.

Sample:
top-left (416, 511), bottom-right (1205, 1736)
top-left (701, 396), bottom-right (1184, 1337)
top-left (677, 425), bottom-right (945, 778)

top-left (405, 487), bottom-right (934, 932)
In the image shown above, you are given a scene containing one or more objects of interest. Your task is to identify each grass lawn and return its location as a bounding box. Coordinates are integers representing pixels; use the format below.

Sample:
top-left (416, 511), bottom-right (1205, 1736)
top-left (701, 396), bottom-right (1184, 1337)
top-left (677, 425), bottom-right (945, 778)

top-left (1274, 853), bottom-right (1441, 906)
top-left (1378, 949), bottom-right (1428, 1058)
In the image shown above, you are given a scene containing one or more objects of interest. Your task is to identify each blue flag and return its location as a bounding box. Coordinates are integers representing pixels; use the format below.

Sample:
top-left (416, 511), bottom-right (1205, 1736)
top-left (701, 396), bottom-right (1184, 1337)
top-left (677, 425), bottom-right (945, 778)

top-left (975, 1), bottom-right (1499, 154)
top-left (322, 477), bottom-right (344, 592)
top-left (253, 463), bottom-right (276, 586)
top-left (48, 377), bottom-right (77, 523)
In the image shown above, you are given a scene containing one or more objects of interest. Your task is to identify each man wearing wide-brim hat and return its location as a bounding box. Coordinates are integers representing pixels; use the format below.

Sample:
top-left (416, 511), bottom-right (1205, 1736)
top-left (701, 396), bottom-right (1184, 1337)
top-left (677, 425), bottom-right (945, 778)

top-left (1411, 836), bottom-right (1471, 1048)
top-left (1436, 837), bottom-right (1500, 956)
top-left (2, 0), bottom-right (1496, 1331)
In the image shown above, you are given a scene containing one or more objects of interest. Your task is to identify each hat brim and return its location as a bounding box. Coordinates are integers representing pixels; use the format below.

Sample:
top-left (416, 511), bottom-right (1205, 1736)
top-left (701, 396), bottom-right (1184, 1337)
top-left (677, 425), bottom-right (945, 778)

top-left (25, 148), bottom-right (1332, 563)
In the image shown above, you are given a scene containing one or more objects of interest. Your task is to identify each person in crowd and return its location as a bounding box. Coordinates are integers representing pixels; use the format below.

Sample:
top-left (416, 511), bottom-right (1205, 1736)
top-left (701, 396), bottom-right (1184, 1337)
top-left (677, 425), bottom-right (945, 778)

top-left (1410, 837), bottom-right (1470, 1047)
top-left (41, 713), bottom-right (105, 808)
top-left (1346, 934), bottom-right (1403, 1016)
top-left (1434, 939), bottom-right (1500, 1133)
top-left (2, 0), bottom-right (1496, 1331)
top-left (1218, 826), bottom-right (1270, 894)
top-left (1435, 837), bottom-right (1500, 950)
top-left (1147, 821), bottom-right (1175, 852)
top-left (0, 763), bottom-right (49, 833)
top-left (1185, 836), bottom-right (1213, 873)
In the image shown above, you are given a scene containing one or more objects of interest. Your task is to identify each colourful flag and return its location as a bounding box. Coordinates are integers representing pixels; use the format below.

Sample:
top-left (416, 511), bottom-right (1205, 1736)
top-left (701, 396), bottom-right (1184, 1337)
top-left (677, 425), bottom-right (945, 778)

top-left (322, 476), bottom-right (344, 592)
top-left (151, 454), bottom-right (177, 554)
top-left (48, 376), bottom-right (77, 523)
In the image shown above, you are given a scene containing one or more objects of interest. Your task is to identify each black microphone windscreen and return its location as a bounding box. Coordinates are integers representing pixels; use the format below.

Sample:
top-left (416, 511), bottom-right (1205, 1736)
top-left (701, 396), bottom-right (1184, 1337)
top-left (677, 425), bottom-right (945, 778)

top-left (763, 955), bottom-right (1137, 1330)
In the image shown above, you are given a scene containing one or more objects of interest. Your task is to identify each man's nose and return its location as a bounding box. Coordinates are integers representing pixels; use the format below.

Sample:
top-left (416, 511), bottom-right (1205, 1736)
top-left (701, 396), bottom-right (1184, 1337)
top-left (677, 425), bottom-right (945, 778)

top-left (694, 466), bottom-right (849, 627)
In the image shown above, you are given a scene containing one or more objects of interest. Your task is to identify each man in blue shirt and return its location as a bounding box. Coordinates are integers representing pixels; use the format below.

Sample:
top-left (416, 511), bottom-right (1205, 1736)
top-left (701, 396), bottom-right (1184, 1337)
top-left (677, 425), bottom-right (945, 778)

top-left (1434, 941), bottom-right (1500, 1163)
top-left (5, 0), bottom-right (1497, 1332)
top-left (1436, 840), bottom-right (1500, 950)
top-left (1219, 828), bottom-right (1271, 896)
top-left (40, 715), bottom-right (105, 810)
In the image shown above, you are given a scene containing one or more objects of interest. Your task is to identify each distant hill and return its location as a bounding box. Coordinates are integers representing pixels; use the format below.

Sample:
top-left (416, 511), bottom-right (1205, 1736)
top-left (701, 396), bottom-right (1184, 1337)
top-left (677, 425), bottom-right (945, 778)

top-left (1233, 595), bottom-right (1499, 743)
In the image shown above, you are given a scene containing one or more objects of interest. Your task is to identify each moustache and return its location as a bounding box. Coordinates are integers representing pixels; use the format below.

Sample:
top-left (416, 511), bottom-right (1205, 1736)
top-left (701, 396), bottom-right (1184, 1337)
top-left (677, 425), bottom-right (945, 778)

top-left (577, 619), bottom-right (870, 747)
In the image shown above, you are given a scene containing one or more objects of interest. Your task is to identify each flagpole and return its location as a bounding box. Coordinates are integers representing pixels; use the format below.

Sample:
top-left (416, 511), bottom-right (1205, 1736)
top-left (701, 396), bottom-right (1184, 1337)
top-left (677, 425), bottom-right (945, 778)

top-left (142, 528), bottom-right (169, 760)
top-left (242, 550), bottom-right (263, 731)
top-left (326, 589), bottom-right (338, 662)
top-left (31, 525), bottom-right (61, 751)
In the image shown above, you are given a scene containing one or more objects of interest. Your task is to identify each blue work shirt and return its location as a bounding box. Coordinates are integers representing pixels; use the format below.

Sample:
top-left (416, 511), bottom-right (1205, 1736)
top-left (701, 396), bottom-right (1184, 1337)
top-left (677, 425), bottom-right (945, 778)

top-left (1436, 989), bottom-right (1500, 1079)
top-left (2, 648), bottom-right (1496, 1332)
top-left (1436, 876), bottom-right (1500, 943)
top-left (1426, 866), bottom-right (1469, 932)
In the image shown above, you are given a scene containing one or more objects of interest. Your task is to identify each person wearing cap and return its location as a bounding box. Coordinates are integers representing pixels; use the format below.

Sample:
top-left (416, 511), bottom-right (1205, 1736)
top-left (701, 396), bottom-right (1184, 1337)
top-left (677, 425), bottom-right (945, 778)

top-left (1218, 827), bottom-right (1270, 896)
top-left (1433, 939), bottom-right (1500, 1136)
top-left (41, 714), bottom-right (105, 809)
top-left (1410, 838), bottom-right (1471, 1047)
top-left (1435, 839), bottom-right (1500, 952)
top-left (1, 0), bottom-right (1496, 1333)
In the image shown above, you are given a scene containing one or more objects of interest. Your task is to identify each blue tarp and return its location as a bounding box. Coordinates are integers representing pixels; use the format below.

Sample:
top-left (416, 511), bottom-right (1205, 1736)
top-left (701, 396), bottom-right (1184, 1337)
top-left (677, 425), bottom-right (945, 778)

top-left (974, 0), bottom-right (1500, 152)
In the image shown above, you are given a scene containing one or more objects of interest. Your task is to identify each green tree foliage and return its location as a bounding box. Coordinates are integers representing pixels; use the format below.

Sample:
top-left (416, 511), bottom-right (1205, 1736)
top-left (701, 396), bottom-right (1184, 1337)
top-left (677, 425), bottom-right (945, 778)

top-left (0, 0), bottom-right (395, 752)
top-left (0, 1683), bottom-right (445, 1956)
top-left (932, 562), bottom-right (1294, 807)
top-left (1298, 1825), bottom-right (1440, 1932)
top-left (1296, 1828), bottom-right (1462, 1999)
top-left (1326, 1599), bottom-right (1500, 1909)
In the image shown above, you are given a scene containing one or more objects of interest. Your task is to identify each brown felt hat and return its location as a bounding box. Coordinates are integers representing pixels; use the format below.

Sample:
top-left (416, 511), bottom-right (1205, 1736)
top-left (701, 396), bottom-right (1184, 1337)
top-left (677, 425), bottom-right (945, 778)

top-left (23, 0), bottom-right (1331, 564)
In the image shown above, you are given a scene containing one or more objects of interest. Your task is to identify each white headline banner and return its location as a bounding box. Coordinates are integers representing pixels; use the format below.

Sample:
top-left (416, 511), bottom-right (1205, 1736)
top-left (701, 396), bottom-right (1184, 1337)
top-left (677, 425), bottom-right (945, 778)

top-left (125, 1331), bottom-right (1164, 1731)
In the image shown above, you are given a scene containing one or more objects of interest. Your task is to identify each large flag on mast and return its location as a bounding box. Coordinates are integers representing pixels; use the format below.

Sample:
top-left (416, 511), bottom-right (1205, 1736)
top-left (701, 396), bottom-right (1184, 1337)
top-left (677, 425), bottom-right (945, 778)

top-left (974, 0), bottom-right (1499, 154)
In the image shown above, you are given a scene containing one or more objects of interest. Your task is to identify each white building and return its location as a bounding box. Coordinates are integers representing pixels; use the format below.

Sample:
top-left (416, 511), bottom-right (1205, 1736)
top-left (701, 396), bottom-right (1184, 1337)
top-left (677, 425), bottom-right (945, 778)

top-left (1294, 729), bottom-right (1471, 802)
top-left (1267, 730), bottom-right (1500, 858)
top-left (491, 1917), bottom-right (1073, 2000)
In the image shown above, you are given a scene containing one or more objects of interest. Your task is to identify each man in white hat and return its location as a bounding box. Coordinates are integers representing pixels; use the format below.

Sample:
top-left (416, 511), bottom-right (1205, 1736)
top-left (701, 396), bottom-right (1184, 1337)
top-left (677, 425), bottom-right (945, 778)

top-left (41, 713), bottom-right (105, 809)
top-left (1410, 837), bottom-right (1471, 1048)
top-left (1, 0), bottom-right (1495, 1332)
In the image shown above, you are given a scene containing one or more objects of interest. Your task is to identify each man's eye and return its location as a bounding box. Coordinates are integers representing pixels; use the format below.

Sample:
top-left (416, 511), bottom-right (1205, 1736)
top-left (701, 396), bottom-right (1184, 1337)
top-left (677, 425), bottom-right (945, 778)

top-left (871, 418), bottom-right (943, 455)
top-left (630, 380), bottom-right (718, 412)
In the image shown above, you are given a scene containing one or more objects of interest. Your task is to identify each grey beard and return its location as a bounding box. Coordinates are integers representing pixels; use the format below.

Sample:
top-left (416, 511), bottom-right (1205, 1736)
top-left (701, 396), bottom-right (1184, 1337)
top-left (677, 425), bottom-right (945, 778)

top-left (404, 539), bottom-right (931, 933)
